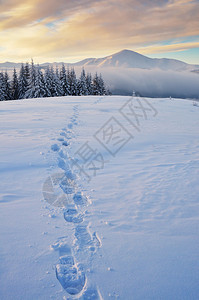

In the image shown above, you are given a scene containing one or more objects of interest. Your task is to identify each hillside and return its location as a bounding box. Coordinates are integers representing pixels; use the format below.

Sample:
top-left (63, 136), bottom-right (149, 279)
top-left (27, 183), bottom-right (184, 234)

top-left (0, 96), bottom-right (199, 299)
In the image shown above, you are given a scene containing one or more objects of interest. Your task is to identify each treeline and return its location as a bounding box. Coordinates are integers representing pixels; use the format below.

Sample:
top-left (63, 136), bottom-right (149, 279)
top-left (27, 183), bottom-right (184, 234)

top-left (0, 60), bottom-right (110, 101)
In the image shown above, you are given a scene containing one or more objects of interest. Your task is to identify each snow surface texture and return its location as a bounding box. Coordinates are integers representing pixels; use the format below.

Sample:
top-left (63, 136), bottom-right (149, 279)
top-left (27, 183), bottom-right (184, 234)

top-left (0, 96), bottom-right (199, 300)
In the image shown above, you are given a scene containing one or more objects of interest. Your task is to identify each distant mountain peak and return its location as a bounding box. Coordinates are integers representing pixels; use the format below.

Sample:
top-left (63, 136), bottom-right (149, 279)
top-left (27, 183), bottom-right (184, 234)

top-left (73, 49), bottom-right (199, 71)
top-left (0, 49), bottom-right (199, 73)
top-left (117, 49), bottom-right (134, 54)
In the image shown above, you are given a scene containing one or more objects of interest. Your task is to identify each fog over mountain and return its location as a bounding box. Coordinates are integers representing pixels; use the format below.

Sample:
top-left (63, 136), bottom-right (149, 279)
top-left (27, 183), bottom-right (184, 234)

top-left (1, 50), bottom-right (199, 98)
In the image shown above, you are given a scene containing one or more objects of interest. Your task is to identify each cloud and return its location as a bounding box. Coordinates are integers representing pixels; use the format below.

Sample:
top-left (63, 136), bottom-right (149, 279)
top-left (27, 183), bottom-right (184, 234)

top-left (0, 0), bottom-right (100, 30)
top-left (0, 0), bottom-right (199, 62)
top-left (137, 41), bottom-right (199, 54)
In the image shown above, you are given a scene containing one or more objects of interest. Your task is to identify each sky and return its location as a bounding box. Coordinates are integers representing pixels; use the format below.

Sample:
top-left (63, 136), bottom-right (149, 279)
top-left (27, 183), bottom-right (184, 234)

top-left (0, 0), bottom-right (199, 64)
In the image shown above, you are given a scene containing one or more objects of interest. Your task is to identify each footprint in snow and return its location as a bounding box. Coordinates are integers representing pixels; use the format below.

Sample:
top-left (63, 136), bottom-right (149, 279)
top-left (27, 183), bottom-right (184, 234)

top-left (68, 123), bottom-right (73, 129)
top-left (60, 131), bottom-right (67, 138)
top-left (51, 144), bottom-right (60, 152)
top-left (64, 207), bottom-right (83, 224)
top-left (60, 131), bottom-right (72, 140)
top-left (52, 241), bottom-right (86, 296)
top-left (73, 192), bottom-right (88, 206)
top-left (62, 141), bottom-right (69, 147)
top-left (57, 157), bottom-right (70, 172)
top-left (59, 175), bottom-right (76, 195)
top-left (57, 137), bottom-right (64, 142)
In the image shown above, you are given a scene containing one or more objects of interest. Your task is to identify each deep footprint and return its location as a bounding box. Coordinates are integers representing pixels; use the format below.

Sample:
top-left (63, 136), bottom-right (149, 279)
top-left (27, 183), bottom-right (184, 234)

top-left (51, 144), bottom-right (60, 152)
top-left (62, 141), bottom-right (69, 147)
top-left (56, 256), bottom-right (86, 295)
top-left (73, 192), bottom-right (87, 206)
top-left (59, 174), bottom-right (76, 194)
top-left (52, 241), bottom-right (86, 296)
top-left (64, 208), bottom-right (83, 223)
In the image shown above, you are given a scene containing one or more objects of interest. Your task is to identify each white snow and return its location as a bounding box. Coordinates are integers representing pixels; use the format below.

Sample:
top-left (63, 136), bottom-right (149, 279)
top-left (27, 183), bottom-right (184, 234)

top-left (0, 96), bottom-right (199, 300)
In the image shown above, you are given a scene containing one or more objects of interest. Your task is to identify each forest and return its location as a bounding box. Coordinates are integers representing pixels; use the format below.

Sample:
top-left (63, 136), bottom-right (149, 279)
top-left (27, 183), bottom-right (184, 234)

top-left (0, 61), bottom-right (110, 101)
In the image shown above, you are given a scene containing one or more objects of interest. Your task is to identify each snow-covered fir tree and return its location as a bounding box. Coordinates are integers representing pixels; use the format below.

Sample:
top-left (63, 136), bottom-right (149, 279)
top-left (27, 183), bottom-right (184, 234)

top-left (92, 73), bottom-right (100, 95)
top-left (86, 73), bottom-right (93, 95)
top-left (54, 67), bottom-right (63, 97)
top-left (25, 60), bottom-right (37, 98)
top-left (11, 68), bottom-right (19, 100)
top-left (3, 72), bottom-right (12, 100)
top-left (24, 63), bottom-right (30, 84)
top-left (0, 62), bottom-right (109, 101)
top-left (60, 64), bottom-right (69, 96)
top-left (33, 67), bottom-right (47, 98)
top-left (49, 66), bottom-right (63, 97)
top-left (44, 66), bottom-right (53, 97)
top-left (18, 63), bottom-right (28, 99)
top-left (68, 68), bottom-right (78, 96)
top-left (0, 72), bottom-right (6, 101)
top-left (92, 72), bottom-right (107, 96)
top-left (78, 68), bottom-right (88, 96)
top-left (98, 73), bottom-right (106, 95)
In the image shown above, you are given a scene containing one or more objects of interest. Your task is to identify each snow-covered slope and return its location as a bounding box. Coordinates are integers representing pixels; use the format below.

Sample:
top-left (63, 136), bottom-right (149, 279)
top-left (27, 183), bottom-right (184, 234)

top-left (74, 49), bottom-right (199, 71)
top-left (0, 96), bottom-right (199, 300)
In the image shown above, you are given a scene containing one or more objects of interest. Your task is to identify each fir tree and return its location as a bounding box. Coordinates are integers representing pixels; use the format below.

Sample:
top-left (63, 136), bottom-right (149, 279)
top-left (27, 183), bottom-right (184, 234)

top-left (68, 68), bottom-right (78, 96)
top-left (92, 73), bottom-right (100, 95)
top-left (0, 72), bottom-right (6, 101)
top-left (98, 73), bottom-right (106, 95)
top-left (60, 64), bottom-right (69, 96)
top-left (86, 73), bottom-right (93, 95)
top-left (78, 68), bottom-right (88, 95)
top-left (3, 71), bottom-right (12, 100)
top-left (44, 66), bottom-right (54, 97)
top-left (33, 67), bottom-right (47, 98)
top-left (53, 67), bottom-right (63, 97)
top-left (25, 60), bottom-right (37, 98)
top-left (11, 68), bottom-right (19, 100)
top-left (24, 62), bottom-right (31, 84)
top-left (18, 64), bottom-right (28, 99)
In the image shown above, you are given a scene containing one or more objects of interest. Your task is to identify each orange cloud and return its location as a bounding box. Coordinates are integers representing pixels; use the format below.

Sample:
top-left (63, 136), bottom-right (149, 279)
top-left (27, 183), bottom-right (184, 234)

top-left (137, 42), bottom-right (199, 54)
top-left (0, 0), bottom-right (199, 62)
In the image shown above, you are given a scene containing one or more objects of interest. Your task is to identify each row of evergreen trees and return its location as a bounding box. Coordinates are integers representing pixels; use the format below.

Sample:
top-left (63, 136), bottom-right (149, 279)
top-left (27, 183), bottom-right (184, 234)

top-left (0, 60), bottom-right (110, 101)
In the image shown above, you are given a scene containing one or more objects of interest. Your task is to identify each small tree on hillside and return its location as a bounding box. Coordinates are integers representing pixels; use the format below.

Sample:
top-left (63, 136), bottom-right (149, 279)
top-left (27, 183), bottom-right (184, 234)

top-left (11, 68), bottom-right (19, 100)
top-left (0, 72), bottom-right (6, 101)
top-left (18, 63), bottom-right (28, 99)
top-left (78, 68), bottom-right (88, 96)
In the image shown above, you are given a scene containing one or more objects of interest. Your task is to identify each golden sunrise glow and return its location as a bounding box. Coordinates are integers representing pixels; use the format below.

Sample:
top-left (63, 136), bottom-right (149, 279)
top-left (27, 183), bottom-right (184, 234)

top-left (0, 0), bottom-right (199, 63)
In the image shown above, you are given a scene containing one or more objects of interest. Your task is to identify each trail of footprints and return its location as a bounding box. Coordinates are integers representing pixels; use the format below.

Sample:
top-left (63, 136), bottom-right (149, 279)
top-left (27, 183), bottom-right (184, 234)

top-left (49, 105), bottom-right (102, 299)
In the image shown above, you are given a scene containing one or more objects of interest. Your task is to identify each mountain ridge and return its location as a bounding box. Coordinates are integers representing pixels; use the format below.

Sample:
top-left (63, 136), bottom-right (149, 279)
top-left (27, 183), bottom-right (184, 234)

top-left (72, 49), bottom-right (198, 71)
top-left (0, 49), bottom-right (198, 72)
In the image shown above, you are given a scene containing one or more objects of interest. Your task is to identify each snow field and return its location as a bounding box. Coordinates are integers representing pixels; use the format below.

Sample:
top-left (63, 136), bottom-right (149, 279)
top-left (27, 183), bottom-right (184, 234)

top-left (0, 95), bottom-right (199, 299)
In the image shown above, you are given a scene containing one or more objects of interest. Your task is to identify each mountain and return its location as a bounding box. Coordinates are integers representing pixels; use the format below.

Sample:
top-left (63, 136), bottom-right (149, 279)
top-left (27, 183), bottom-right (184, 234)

top-left (0, 49), bottom-right (199, 72)
top-left (73, 49), bottom-right (199, 72)
top-left (1, 50), bottom-right (199, 98)
top-left (0, 61), bottom-right (22, 70)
